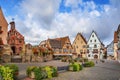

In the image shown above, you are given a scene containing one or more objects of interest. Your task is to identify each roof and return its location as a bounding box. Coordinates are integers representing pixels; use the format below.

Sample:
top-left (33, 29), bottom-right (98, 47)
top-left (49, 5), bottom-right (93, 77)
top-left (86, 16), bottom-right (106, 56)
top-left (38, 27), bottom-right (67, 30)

top-left (114, 31), bottom-right (118, 43)
top-left (39, 40), bottom-right (47, 46)
top-left (48, 39), bottom-right (62, 48)
top-left (48, 36), bottom-right (70, 49)
top-left (8, 29), bottom-right (24, 39)
top-left (0, 7), bottom-right (8, 26)
top-left (114, 24), bottom-right (120, 43)
top-left (73, 33), bottom-right (87, 44)
top-left (117, 24), bottom-right (120, 31)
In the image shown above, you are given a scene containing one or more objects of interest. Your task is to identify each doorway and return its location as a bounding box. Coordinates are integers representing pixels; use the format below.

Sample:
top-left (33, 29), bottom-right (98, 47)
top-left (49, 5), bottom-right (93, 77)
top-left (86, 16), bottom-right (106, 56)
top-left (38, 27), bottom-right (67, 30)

top-left (11, 46), bottom-right (16, 54)
top-left (94, 55), bottom-right (98, 59)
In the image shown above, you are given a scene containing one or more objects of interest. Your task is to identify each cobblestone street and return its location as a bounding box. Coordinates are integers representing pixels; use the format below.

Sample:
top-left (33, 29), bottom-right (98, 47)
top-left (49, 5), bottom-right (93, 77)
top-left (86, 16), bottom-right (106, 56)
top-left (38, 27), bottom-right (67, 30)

top-left (8, 60), bottom-right (120, 80)
top-left (51, 60), bottom-right (120, 80)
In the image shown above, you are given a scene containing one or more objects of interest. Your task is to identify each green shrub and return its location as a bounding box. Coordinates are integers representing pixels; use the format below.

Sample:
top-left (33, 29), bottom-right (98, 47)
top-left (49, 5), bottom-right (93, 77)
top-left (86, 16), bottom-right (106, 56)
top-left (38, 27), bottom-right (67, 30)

top-left (4, 64), bottom-right (19, 72)
top-left (41, 70), bottom-right (47, 79)
top-left (50, 66), bottom-right (58, 77)
top-left (84, 61), bottom-right (95, 67)
top-left (69, 62), bottom-right (82, 71)
top-left (43, 66), bottom-right (52, 78)
top-left (4, 64), bottom-right (19, 79)
top-left (33, 67), bottom-right (43, 80)
top-left (73, 62), bottom-right (79, 71)
top-left (26, 66), bottom-right (58, 80)
top-left (79, 64), bottom-right (83, 70)
top-left (0, 66), bottom-right (14, 80)
top-left (26, 66), bottom-right (37, 77)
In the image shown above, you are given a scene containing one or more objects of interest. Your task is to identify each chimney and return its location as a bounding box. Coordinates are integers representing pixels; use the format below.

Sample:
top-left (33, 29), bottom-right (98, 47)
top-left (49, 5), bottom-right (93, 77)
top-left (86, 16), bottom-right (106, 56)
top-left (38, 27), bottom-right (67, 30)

top-left (10, 21), bottom-right (15, 30)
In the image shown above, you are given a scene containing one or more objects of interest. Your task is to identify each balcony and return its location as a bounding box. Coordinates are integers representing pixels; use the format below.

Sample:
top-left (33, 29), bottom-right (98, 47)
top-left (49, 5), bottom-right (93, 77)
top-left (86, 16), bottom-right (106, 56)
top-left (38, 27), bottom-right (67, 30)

top-left (92, 49), bottom-right (98, 53)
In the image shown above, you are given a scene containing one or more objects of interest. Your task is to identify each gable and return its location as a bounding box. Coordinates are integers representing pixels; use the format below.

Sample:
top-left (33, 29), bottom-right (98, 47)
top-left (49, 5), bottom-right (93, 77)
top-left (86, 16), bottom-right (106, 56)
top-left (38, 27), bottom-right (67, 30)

top-left (8, 29), bottom-right (24, 39)
top-left (88, 31), bottom-right (101, 44)
top-left (73, 33), bottom-right (87, 45)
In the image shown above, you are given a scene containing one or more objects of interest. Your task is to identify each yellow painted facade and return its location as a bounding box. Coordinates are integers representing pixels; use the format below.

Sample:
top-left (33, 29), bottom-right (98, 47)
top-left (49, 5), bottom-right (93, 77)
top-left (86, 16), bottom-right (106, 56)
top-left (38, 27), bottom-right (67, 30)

top-left (72, 33), bottom-right (87, 58)
top-left (114, 43), bottom-right (118, 60)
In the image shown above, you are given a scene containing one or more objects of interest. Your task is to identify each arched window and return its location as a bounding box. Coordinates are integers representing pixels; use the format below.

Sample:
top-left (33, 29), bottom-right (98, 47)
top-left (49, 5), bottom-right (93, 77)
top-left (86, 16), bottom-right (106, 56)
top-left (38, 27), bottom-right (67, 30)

top-left (94, 39), bottom-right (96, 42)
top-left (94, 44), bottom-right (97, 48)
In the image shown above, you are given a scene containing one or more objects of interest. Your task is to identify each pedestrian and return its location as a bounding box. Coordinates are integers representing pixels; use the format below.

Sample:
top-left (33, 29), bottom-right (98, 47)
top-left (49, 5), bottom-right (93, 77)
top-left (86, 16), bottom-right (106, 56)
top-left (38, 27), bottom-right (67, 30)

top-left (96, 60), bottom-right (98, 64)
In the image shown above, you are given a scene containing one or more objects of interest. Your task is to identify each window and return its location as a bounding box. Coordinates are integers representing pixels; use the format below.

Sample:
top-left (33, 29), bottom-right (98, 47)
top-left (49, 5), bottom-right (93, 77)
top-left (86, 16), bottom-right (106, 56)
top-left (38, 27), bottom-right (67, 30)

top-left (55, 49), bottom-right (59, 52)
top-left (90, 40), bottom-right (92, 42)
top-left (63, 49), bottom-right (67, 53)
top-left (94, 44), bottom-right (97, 48)
top-left (94, 39), bottom-right (96, 42)
top-left (19, 47), bottom-right (22, 51)
top-left (93, 49), bottom-right (98, 53)
top-left (92, 35), bottom-right (94, 37)
top-left (76, 46), bottom-right (78, 48)
top-left (59, 49), bottom-right (62, 53)
top-left (87, 45), bottom-right (89, 48)
top-left (82, 45), bottom-right (86, 48)
top-left (80, 49), bottom-right (83, 52)
top-left (88, 54), bottom-right (90, 57)
top-left (19, 40), bottom-right (22, 43)
top-left (69, 50), bottom-right (72, 53)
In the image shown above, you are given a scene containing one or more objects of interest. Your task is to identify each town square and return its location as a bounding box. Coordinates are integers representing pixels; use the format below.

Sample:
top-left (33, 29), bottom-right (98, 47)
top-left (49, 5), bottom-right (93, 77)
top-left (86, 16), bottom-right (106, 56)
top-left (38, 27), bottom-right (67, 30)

top-left (0, 0), bottom-right (120, 80)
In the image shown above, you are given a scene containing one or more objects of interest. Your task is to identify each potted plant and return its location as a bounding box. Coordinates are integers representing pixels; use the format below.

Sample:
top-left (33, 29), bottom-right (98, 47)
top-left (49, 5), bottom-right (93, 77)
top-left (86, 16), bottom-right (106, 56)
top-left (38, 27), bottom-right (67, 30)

top-left (50, 66), bottom-right (58, 77)
top-left (26, 66), bottom-right (37, 78)
top-left (84, 61), bottom-right (95, 67)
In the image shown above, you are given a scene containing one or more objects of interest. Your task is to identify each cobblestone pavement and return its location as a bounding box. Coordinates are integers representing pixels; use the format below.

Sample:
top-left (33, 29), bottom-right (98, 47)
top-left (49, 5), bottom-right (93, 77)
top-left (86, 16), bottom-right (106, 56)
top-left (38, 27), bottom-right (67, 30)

top-left (51, 60), bottom-right (120, 80)
top-left (5, 60), bottom-right (120, 80)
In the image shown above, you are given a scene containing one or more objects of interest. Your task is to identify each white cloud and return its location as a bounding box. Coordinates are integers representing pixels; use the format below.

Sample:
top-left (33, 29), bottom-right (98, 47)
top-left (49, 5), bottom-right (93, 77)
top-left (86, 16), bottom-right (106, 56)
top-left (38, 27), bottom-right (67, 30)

top-left (7, 0), bottom-right (120, 46)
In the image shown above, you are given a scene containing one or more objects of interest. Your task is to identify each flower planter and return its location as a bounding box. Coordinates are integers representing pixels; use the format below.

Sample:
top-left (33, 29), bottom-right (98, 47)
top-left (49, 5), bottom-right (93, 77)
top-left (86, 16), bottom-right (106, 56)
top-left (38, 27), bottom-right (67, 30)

top-left (30, 71), bottom-right (35, 79)
top-left (69, 66), bottom-right (73, 71)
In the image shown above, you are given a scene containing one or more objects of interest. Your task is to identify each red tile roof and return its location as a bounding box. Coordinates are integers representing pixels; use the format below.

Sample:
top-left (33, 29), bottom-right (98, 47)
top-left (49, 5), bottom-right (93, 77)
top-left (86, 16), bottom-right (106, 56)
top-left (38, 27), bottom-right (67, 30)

top-left (114, 31), bottom-right (118, 43)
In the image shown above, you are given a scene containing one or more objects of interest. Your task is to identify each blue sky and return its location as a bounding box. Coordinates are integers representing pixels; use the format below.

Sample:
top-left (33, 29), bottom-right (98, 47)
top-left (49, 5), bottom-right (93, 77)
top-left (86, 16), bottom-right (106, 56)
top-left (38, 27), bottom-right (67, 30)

top-left (0, 0), bottom-right (120, 46)
top-left (59, 0), bottom-right (109, 13)
top-left (0, 0), bottom-right (110, 16)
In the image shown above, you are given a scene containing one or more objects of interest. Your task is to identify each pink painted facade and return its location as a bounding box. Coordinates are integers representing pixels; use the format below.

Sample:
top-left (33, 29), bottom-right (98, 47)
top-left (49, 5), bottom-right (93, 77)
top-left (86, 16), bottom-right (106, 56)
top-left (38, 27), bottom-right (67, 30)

top-left (7, 21), bottom-right (25, 55)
